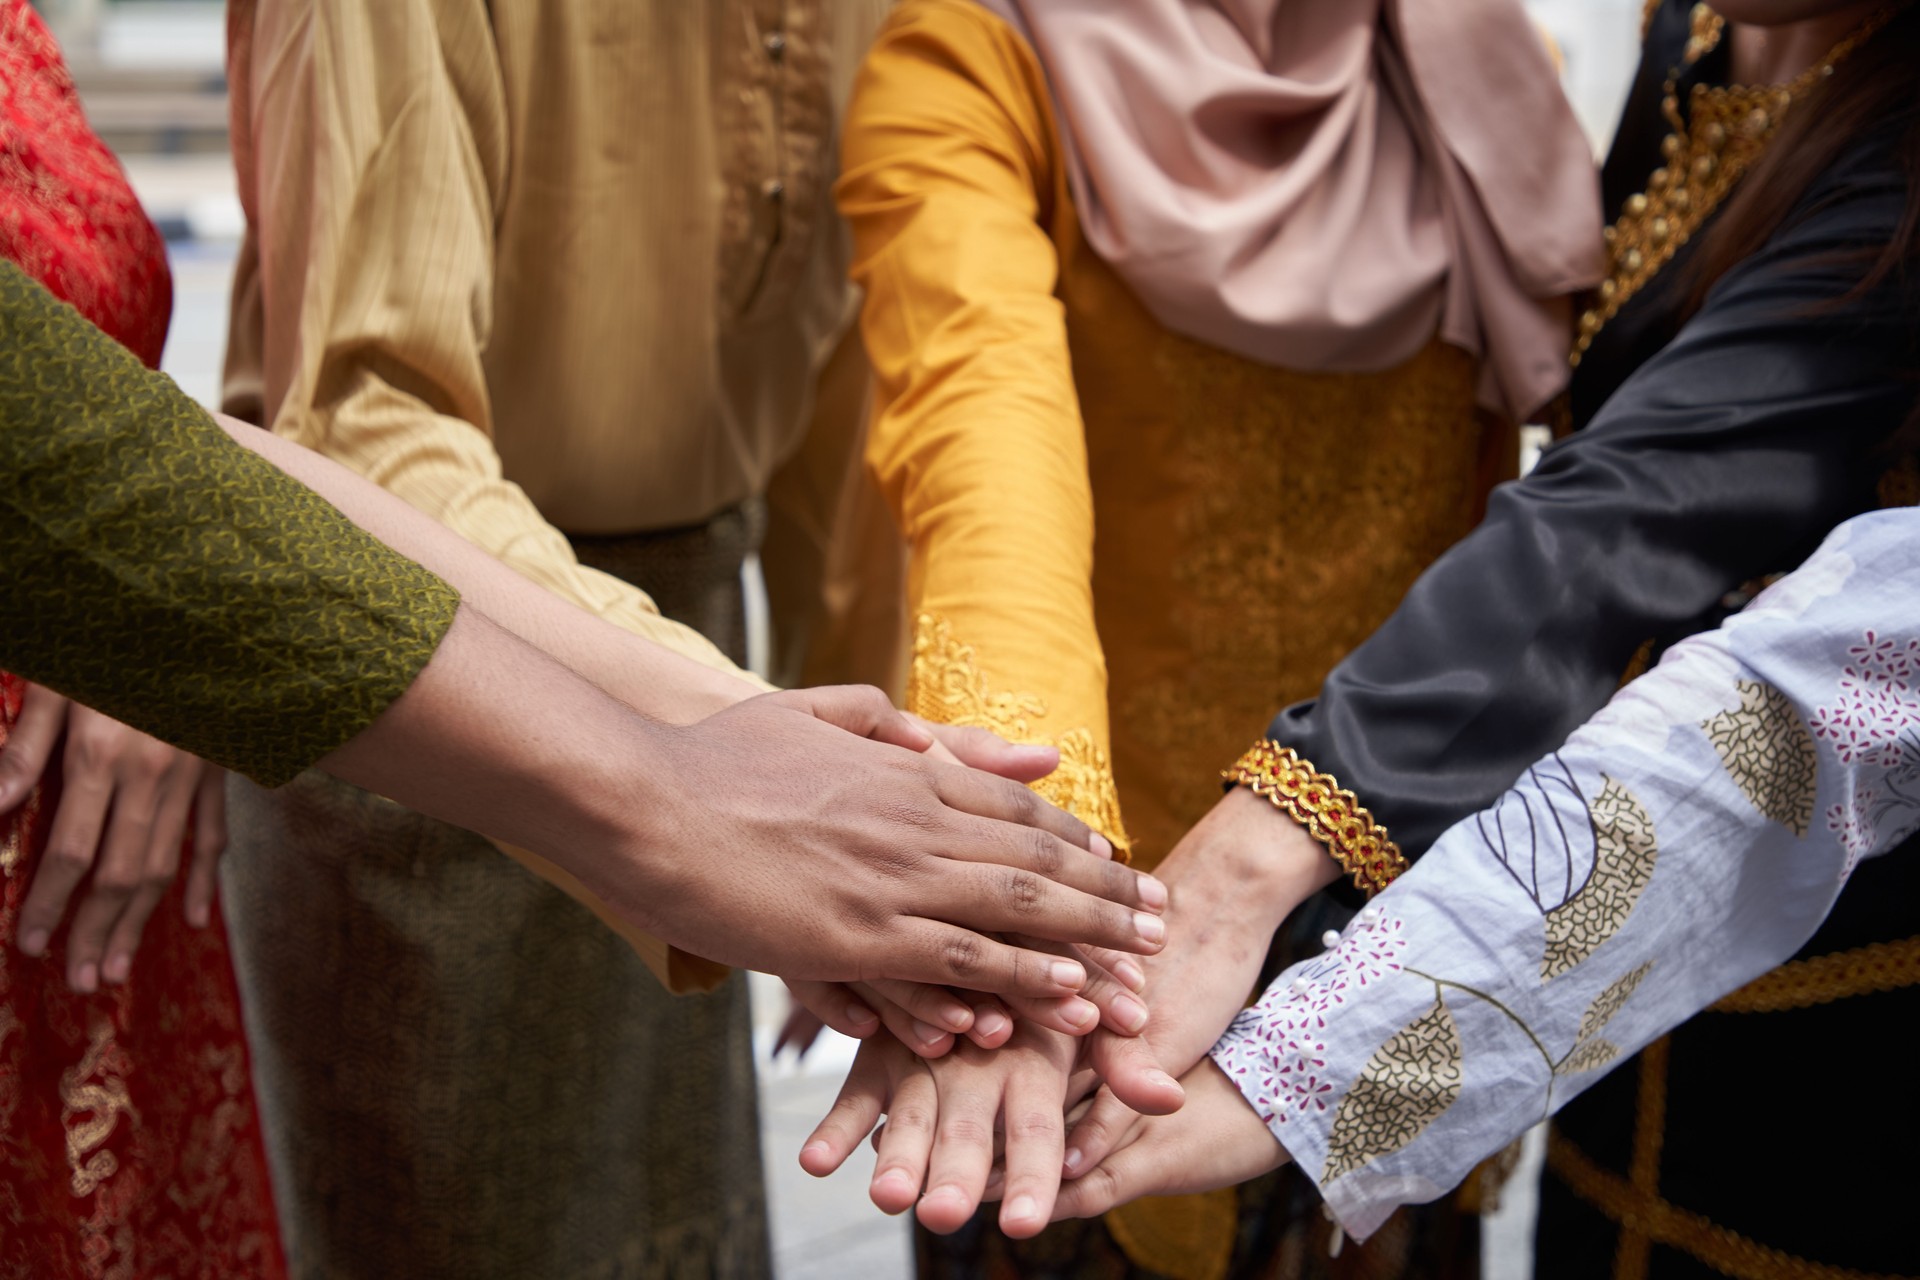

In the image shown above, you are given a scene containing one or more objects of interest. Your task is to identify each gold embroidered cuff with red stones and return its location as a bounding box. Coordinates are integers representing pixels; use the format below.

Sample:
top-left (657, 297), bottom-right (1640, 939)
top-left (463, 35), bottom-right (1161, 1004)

top-left (1222, 740), bottom-right (1406, 896)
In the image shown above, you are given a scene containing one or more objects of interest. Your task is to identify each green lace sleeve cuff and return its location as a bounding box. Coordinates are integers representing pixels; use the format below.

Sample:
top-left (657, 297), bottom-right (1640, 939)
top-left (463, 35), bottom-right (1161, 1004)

top-left (0, 261), bottom-right (460, 785)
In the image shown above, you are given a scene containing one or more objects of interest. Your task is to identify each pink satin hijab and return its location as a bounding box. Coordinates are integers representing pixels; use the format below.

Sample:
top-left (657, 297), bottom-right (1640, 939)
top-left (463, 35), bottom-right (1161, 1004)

top-left (973, 0), bottom-right (1604, 421)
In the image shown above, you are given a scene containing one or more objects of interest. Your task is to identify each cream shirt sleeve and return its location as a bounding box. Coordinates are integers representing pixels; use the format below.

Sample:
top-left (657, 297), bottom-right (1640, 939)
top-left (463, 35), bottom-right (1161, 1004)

top-left (229, 0), bottom-right (754, 679)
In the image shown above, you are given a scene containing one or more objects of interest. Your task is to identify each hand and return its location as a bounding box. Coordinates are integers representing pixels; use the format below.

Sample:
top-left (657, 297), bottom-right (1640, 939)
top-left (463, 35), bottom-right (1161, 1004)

top-left (0, 683), bottom-right (227, 990)
top-left (800, 1019), bottom-right (1081, 1238)
top-left (1065, 788), bottom-right (1337, 1172)
top-left (593, 686), bottom-right (1169, 999)
top-left (785, 941), bottom-right (1148, 1059)
top-left (1052, 1059), bottom-right (1290, 1219)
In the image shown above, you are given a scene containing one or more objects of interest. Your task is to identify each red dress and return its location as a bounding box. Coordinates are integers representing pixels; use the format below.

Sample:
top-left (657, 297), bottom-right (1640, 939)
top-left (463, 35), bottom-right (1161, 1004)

top-left (1, 4), bottom-right (288, 1275)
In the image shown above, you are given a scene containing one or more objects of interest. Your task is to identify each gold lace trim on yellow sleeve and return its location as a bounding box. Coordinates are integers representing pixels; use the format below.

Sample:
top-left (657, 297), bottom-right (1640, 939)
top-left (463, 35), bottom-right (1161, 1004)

top-left (1224, 739), bottom-right (1407, 896)
top-left (909, 612), bottom-right (1132, 856)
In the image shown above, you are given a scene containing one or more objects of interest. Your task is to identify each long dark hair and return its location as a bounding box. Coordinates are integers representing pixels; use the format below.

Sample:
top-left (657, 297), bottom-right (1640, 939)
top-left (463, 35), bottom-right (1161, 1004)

top-left (1685, 3), bottom-right (1920, 315)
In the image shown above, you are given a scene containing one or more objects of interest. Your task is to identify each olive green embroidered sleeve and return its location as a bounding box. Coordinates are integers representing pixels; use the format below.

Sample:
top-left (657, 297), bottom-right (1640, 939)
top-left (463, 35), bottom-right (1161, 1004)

top-left (0, 262), bottom-right (459, 785)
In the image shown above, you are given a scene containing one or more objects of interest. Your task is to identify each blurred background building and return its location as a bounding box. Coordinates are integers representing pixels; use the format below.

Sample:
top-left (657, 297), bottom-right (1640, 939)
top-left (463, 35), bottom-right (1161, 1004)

top-left (25, 3), bottom-right (1645, 1277)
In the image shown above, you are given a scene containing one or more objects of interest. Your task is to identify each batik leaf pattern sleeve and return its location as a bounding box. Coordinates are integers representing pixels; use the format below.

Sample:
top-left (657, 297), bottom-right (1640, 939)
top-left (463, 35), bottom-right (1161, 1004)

top-left (1212, 508), bottom-right (1920, 1242)
top-left (837, 1), bottom-right (1128, 849)
top-left (0, 261), bottom-right (458, 785)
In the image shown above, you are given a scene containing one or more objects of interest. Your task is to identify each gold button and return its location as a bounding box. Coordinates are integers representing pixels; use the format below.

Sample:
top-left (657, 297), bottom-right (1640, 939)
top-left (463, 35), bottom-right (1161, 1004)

top-left (1599, 278), bottom-right (1618, 299)
top-left (1661, 134), bottom-right (1682, 159)
top-left (1650, 216), bottom-right (1671, 242)
top-left (1650, 167), bottom-right (1670, 189)
top-left (1603, 225), bottom-right (1618, 245)
top-left (1693, 153), bottom-right (1717, 181)
top-left (1625, 193), bottom-right (1648, 217)
top-left (1744, 108), bottom-right (1772, 136)
top-left (1623, 248), bottom-right (1645, 273)
top-left (1703, 122), bottom-right (1727, 148)
top-left (1670, 187), bottom-right (1691, 211)
top-left (1580, 310), bottom-right (1601, 334)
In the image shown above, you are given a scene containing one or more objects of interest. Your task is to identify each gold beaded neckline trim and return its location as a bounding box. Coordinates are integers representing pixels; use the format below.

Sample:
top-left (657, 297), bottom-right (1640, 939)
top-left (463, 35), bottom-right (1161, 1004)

top-left (1572, 3), bottom-right (1899, 368)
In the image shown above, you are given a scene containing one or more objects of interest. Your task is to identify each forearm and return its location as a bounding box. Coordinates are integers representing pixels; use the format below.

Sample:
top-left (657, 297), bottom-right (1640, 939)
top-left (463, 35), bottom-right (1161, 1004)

top-left (1214, 508), bottom-right (1920, 1239)
top-left (219, 415), bottom-right (756, 724)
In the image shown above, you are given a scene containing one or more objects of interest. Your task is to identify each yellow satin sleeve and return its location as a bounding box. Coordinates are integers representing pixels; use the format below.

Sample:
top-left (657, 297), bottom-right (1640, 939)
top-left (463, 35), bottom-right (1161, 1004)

top-left (838, 0), bottom-right (1129, 851)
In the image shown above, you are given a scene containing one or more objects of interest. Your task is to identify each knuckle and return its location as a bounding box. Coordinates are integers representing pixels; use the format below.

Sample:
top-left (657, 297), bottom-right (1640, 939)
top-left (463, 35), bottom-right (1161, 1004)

top-left (1021, 828), bottom-right (1064, 877)
top-left (999, 869), bottom-right (1045, 917)
top-left (937, 1114), bottom-right (992, 1147)
top-left (1007, 1109), bottom-right (1061, 1143)
top-left (886, 1103), bottom-right (934, 1136)
top-left (50, 843), bottom-right (95, 874)
top-left (940, 934), bottom-right (985, 981)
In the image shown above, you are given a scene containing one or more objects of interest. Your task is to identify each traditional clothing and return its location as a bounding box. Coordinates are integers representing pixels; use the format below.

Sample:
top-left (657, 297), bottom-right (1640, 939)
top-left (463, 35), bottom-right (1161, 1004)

top-left (219, 2), bottom-right (890, 1275)
top-left (836, 2), bottom-right (1599, 1275)
top-left (1249, 3), bottom-right (1920, 1274)
top-left (1215, 506), bottom-right (1920, 1243)
top-left (3, 6), bottom-right (374, 1272)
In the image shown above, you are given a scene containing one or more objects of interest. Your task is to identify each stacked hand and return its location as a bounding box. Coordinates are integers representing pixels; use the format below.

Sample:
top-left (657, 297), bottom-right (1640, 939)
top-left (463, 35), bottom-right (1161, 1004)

top-left (796, 786), bottom-right (1340, 1232)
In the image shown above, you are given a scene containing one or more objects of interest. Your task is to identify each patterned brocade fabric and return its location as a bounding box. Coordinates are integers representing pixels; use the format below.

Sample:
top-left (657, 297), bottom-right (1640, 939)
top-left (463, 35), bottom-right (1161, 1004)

top-left (910, 613), bottom-right (1132, 854)
top-left (3, 678), bottom-right (287, 1280)
top-left (0, 262), bottom-right (459, 785)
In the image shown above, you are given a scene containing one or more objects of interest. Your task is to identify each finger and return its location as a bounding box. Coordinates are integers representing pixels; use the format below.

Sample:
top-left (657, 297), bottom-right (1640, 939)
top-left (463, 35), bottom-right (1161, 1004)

top-left (1090, 1027), bottom-right (1187, 1117)
top-left (0, 684), bottom-right (68, 814)
top-left (61, 772), bottom-right (161, 992)
top-left (777, 685), bottom-right (935, 753)
top-left (863, 978), bottom-right (977, 1036)
top-left (14, 765), bottom-right (112, 963)
top-left (929, 790), bottom-right (1162, 914)
top-left (913, 718), bottom-right (1061, 785)
top-left (1062, 1084), bottom-right (1147, 1180)
top-left (996, 1060), bottom-right (1069, 1238)
top-left (946, 857), bottom-right (1166, 959)
top-left (1052, 1141), bottom-right (1149, 1222)
top-left (916, 1067), bottom-right (1001, 1234)
top-left (1002, 940), bottom-right (1143, 1037)
top-left (100, 777), bottom-right (193, 985)
top-left (874, 920), bottom-right (1095, 999)
top-left (961, 997), bottom-right (1014, 1050)
top-left (800, 1041), bottom-right (895, 1177)
top-left (1083, 946), bottom-right (1146, 994)
top-left (869, 1065), bottom-right (938, 1215)
top-left (927, 765), bottom-right (1122, 863)
top-left (784, 979), bottom-right (882, 1042)
top-left (183, 768), bottom-right (227, 929)
top-left (851, 982), bottom-right (956, 1060)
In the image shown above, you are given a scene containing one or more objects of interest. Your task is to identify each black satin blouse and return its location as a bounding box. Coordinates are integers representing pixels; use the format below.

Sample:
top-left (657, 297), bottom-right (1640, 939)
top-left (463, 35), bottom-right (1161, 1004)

top-left (1265, 1), bottom-right (1919, 863)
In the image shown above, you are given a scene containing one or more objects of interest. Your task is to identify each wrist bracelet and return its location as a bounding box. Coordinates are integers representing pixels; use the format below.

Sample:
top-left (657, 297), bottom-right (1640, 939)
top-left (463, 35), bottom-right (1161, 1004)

top-left (1222, 740), bottom-right (1407, 896)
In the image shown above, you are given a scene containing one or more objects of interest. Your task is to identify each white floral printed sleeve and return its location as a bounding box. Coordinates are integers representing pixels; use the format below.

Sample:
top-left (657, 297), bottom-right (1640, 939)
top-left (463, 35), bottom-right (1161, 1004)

top-left (1211, 508), bottom-right (1920, 1242)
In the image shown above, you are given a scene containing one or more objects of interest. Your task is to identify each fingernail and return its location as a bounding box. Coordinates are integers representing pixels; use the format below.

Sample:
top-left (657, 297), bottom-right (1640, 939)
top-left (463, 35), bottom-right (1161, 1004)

top-left (1134, 912), bottom-right (1166, 945)
top-left (103, 953), bottom-right (131, 985)
top-left (1050, 960), bottom-right (1086, 989)
top-left (846, 1004), bottom-right (879, 1030)
top-left (975, 1008), bottom-right (1011, 1039)
top-left (73, 962), bottom-right (98, 994)
top-left (800, 1141), bottom-right (830, 1168)
top-left (1064, 1148), bottom-right (1084, 1174)
top-left (1063, 998), bottom-right (1098, 1030)
top-left (940, 1004), bottom-right (975, 1033)
top-left (1111, 994), bottom-right (1149, 1034)
top-left (1115, 958), bottom-right (1146, 991)
top-left (911, 1019), bottom-right (946, 1044)
top-left (1150, 1069), bottom-right (1181, 1091)
top-left (20, 928), bottom-right (48, 956)
top-left (1089, 833), bottom-right (1114, 860)
top-left (1006, 1195), bottom-right (1039, 1225)
top-left (1137, 875), bottom-right (1168, 909)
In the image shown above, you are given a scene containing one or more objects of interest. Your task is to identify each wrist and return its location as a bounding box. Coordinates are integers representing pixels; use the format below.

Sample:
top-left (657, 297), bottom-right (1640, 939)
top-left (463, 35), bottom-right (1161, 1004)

top-left (1206, 787), bottom-right (1341, 929)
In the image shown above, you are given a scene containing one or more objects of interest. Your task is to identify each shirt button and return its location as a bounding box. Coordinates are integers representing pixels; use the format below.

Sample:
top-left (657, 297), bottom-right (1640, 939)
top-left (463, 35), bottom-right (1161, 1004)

top-left (763, 31), bottom-right (787, 60)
